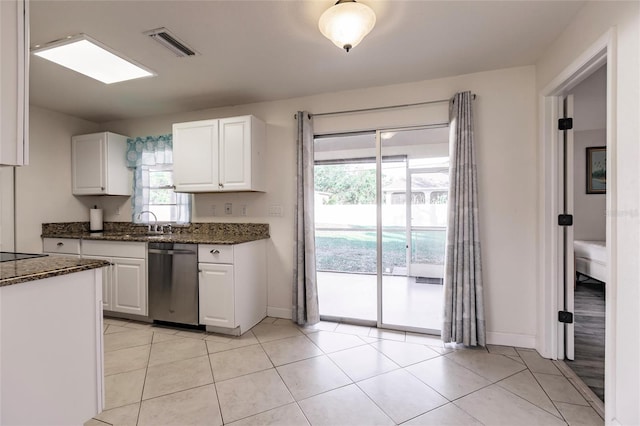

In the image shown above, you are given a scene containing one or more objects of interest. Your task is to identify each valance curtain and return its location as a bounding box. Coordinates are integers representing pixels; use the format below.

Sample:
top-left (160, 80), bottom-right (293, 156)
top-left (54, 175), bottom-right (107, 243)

top-left (126, 134), bottom-right (190, 224)
top-left (442, 91), bottom-right (486, 347)
top-left (293, 112), bottom-right (320, 326)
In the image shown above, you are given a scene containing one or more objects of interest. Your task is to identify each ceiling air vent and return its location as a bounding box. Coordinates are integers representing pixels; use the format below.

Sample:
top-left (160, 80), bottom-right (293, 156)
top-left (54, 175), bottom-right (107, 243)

top-left (144, 28), bottom-right (199, 57)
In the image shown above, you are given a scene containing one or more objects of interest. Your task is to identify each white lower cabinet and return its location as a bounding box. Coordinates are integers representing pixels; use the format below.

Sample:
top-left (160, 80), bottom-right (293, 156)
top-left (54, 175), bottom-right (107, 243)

top-left (199, 263), bottom-right (235, 328)
top-left (198, 240), bottom-right (266, 334)
top-left (111, 257), bottom-right (146, 315)
top-left (82, 240), bottom-right (147, 316)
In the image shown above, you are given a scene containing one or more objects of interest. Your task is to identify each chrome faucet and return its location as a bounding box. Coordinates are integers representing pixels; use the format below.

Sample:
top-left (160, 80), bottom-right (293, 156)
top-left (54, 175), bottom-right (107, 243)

top-left (137, 210), bottom-right (158, 233)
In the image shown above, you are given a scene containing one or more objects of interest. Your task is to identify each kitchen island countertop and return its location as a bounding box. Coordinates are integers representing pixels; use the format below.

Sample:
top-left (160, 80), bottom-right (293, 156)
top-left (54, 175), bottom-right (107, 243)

top-left (0, 256), bottom-right (110, 287)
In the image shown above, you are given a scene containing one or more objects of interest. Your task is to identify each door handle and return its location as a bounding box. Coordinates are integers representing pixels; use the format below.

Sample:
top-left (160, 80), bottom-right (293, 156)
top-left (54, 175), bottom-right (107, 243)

top-left (148, 249), bottom-right (196, 255)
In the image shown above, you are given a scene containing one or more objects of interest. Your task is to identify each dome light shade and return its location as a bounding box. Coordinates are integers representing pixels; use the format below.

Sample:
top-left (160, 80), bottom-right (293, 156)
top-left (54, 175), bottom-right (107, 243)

top-left (319, 0), bottom-right (376, 52)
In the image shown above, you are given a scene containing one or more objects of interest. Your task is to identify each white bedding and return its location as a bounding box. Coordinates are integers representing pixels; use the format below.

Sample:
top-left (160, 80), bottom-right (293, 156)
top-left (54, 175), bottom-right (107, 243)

top-left (574, 240), bottom-right (607, 283)
top-left (574, 240), bottom-right (607, 264)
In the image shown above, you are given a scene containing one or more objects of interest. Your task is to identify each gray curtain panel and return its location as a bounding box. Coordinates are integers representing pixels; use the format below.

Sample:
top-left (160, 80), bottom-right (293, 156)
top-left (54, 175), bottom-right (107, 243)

top-left (293, 111), bottom-right (320, 326)
top-left (442, 92), bottom-right (486, 347)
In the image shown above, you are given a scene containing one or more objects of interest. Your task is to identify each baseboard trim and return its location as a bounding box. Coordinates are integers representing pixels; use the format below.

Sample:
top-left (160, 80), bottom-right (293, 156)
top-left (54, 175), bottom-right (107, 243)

top-left (486, 331), bottom-right (536, 349)
top-left (267, 307), bottom-right (292, 319)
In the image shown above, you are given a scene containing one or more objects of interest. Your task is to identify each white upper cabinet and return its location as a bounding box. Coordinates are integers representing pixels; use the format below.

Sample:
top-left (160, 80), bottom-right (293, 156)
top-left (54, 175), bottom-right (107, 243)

top-left (173, 115), bottom-right (266, 193)
top-left (72, 132), bottom-right (132, 196)
top-left (0, 0), bottom-right (29, 166)
top-left (173, 119), bottom-right (219, 192)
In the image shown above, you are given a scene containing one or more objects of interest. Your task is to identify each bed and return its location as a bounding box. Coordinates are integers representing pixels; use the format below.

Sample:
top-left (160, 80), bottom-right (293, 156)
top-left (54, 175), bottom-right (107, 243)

top-left (574, 240), bottom-right (607, 283)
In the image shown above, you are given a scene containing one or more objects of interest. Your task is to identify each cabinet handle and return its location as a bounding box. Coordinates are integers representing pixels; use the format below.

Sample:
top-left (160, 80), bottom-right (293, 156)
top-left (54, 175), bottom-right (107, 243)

top-left (101, 187), bottom-right (105, 191)
top-left (57, 242), bottom-right (64, 247)
top-left (218, 183), bottom-right (223, 188)
top-left (198, 270), bottom-right (202, 273)
top-left (210, 249), bottom-right (220, 254)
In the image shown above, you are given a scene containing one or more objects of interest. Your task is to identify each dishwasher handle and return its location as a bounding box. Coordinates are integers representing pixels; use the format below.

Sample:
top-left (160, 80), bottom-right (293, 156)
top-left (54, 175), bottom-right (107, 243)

top-left (148, 248), bottom-right (197, 255)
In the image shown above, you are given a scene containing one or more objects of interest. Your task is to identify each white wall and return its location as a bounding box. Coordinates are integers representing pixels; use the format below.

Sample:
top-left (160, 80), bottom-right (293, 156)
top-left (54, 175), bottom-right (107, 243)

top-left (572, 66), bottom-right (606, 241)
top-left (536, 2), bottom-right (640, 424)
top-left (0, 166), bottom-right (15, 251)
top-left (573, 65), bottom-right (607, 132)
top-left (104, 65), bottom-right (539, 346)
top-left (573, 130), bottom-right (606, 241)
top-left (15, 106), bottom-right (101, 253)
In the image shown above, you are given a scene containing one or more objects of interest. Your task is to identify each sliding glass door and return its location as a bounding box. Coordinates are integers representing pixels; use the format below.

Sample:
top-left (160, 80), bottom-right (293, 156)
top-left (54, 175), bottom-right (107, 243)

top-left (315, 126), bottom-right (449, 333)
top-left (379, 128), bottom-right (449, 332)
top-left (315, 133), bottom-right (377, 323)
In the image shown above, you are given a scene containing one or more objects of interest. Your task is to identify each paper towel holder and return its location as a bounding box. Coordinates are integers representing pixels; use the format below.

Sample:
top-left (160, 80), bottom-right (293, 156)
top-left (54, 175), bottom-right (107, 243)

top-left (90, 205), bottom-right (104, 233)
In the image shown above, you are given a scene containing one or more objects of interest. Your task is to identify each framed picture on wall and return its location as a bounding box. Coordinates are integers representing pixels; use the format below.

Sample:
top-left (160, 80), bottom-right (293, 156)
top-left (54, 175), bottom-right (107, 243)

top-left (586, 146), bottom-right (606, 194)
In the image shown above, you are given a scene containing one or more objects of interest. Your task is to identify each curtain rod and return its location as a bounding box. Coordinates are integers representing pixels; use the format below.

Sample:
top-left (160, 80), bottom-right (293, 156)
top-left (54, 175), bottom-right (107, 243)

top-left (307, 93), bottom-right (476, 119)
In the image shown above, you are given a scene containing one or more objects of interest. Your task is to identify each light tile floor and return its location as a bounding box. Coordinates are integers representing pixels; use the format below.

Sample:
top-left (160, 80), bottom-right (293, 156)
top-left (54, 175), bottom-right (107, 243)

top-left (86, 317), bottom-right (604, 426)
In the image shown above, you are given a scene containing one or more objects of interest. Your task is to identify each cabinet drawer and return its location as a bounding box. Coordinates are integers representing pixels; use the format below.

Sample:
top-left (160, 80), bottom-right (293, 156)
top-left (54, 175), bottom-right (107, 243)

top-left (43, 238), bottom-right (81, 255)
top-left (83, 240), bottom-right (146, 258)
top-left (198, 244), bottom-right (234, 264)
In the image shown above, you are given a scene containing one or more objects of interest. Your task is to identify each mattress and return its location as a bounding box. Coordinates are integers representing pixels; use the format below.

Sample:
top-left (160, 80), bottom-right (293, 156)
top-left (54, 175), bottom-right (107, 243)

top-left (573, 240), bottom-right (607, 264)
top-left (574, 239), bottom-right (607, 282)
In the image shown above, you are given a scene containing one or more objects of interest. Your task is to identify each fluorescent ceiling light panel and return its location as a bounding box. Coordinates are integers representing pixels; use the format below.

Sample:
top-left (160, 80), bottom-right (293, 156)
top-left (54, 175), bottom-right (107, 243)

top-left (32, 34), bottom-right (155, 84)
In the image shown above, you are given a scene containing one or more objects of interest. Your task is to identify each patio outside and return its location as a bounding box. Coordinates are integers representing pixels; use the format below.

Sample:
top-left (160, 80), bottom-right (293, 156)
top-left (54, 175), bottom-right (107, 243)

top-left (314, 162), bottom-right (445, 331)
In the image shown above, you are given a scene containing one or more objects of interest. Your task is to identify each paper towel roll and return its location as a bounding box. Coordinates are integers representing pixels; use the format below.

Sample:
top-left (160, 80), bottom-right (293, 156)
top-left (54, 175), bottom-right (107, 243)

top-left (90, 208), bottom-right (103, 232)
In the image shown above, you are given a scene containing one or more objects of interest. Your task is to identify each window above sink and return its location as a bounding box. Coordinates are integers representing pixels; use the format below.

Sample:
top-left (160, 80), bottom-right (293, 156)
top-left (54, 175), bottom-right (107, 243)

top-left (127, 134), bottom-right (191, 225)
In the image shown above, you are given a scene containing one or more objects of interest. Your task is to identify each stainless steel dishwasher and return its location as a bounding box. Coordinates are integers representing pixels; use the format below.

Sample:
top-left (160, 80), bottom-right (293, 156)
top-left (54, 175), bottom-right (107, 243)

top-left (148, 242), bottom-right (199, 325)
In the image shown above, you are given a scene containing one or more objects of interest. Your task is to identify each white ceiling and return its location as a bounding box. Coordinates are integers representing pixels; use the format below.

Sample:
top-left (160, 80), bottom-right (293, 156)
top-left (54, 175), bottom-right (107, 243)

top-left (29, 0), bottom-right (585, 123)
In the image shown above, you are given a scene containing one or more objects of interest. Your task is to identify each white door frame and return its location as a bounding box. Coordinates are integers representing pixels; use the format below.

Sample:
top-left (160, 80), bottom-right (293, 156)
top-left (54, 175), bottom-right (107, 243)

top-left (538, 28), bottom-right (617, 420)
top-left (558, 94), bottom-right (576, 361)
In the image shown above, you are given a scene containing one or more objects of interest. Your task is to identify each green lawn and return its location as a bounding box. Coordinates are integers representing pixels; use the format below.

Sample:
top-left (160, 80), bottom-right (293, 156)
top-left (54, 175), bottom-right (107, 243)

top-left (315, 229), bottom-right (446, 274)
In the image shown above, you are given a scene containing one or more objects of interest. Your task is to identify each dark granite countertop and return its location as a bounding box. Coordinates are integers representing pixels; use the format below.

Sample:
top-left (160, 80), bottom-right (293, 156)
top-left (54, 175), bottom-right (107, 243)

top-left (41, 222), bottom-right (270, 245)
top-left (0, 256), bottom-right (111, 287)
top-left (43, 232), bottom-right (268, 245)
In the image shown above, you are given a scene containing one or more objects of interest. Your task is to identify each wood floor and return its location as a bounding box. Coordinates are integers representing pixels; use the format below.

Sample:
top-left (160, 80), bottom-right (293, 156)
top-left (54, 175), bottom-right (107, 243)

top-left (566, 279), bottom-right (605, 401)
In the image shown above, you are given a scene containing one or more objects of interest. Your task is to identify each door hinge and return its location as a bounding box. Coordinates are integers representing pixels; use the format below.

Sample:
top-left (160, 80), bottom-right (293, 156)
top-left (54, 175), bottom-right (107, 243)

top-left (558, 117), bottom-right (573, 130)
top-left (558, 311), bottom-right (574, 324)
top-left (558, 214), bottom-right (573, 226)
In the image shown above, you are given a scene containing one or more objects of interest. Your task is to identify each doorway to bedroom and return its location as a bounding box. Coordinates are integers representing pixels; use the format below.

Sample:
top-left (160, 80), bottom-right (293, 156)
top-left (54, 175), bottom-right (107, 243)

top-left (313, 126), bottom-right (449, 334)
top-left (564, 64), bottom-right (607, 402)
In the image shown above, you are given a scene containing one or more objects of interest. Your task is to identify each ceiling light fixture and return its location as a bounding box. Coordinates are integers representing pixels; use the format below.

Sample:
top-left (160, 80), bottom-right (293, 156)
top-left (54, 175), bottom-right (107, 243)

top-left (32, 34), bottom-right (155, 84)
top-left (319, 0), bottom-right (376, 52)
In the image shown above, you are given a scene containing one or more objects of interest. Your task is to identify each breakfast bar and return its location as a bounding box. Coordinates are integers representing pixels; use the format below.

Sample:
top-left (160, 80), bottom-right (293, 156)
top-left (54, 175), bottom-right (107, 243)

top-left (0, 254), bottom-right (109, 425)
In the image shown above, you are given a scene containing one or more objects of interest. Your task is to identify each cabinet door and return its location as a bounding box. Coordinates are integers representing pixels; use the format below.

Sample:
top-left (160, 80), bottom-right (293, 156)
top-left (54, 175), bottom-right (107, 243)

top-left (219, 116), bottom-right (251, 191)
top-left (72, 133), bottom-right (106, 194)
top-left (111, 257), bottom-right (146, 316)
top-left (199, 263), bottom-right (235, 328)
top-left (173, 120), bottom-right (220, 192)
top-left (0, 0), bottom-right (29, 166)
top-left (83, 254), bottom-right (112, 311)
